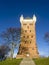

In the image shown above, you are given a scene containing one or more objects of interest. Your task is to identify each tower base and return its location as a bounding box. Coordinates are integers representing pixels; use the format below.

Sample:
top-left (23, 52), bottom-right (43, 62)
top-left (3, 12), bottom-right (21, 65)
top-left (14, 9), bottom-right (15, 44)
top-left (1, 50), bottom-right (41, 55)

top-left (16, 54), bottom-right (39, 59)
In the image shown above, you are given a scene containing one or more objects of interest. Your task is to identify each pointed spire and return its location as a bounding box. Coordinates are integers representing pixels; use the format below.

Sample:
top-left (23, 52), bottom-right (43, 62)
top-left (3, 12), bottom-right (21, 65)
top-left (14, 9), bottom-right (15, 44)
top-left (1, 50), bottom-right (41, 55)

top-left (20, 15), bottom-right (24, 23)
top-left (33, 14), bottom-right (36, 23)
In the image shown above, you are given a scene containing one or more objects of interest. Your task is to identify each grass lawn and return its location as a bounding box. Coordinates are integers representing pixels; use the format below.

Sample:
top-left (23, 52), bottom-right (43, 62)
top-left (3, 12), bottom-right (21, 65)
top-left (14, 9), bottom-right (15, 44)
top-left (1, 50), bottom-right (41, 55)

top-left (0, 58), bottom-right (22, 65)
top-left (33, 57), bottom-right (49, 65)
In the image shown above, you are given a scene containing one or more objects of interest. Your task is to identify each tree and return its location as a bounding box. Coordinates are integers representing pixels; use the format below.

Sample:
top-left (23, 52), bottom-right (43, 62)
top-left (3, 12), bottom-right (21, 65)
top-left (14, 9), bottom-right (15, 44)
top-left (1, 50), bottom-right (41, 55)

top-left (44, 32), bottom-right (49, 42)
top-left (0, 45), bottom-right (10, 60)
top-left (0, 27), bottom-right (21, 58)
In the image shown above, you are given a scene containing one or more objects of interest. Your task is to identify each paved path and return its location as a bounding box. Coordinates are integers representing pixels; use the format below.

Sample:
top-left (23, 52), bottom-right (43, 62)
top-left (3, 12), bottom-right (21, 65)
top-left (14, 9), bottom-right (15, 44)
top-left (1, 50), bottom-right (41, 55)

top-left (19, 58), bottom-right (36, 65)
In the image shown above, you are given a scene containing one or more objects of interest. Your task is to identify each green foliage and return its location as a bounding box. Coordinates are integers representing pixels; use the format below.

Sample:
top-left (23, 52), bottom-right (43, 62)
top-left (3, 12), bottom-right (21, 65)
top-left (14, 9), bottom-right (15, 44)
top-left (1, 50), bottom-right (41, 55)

top-left (0, 58), bottom-right (22, 65)
top-left (33, 57), bottom-right (49, 65)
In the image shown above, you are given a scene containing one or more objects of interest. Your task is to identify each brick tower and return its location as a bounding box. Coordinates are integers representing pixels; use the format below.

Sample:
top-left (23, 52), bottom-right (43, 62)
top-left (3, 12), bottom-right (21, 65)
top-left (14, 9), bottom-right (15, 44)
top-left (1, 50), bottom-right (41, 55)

top-left (17, 15), bottom-right (39, 58)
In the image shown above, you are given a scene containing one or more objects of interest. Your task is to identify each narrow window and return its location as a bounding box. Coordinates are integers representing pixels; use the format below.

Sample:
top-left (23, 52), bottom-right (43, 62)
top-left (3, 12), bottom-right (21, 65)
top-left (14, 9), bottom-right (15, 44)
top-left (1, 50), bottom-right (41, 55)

top-left (30, 23), bottom-right (33, 25)
top-left (27, 26), bottom-right (29, 29)
top-left (32, 48), bottom-right (34, 50)
top-left (25, 41), bottom-right (27, 43)
top-left (25, 30), bottom-right (27, 32)
top-left (23, 36), bottom-right (25, 38)
top-left (27, 36), bottom-right (29, 38)
top-left (23, 24), bottom-right (27, 25)
top-left (30, 41), bottom-right (31, 43)
top-left (31, 36), bottom-right (33, 38)
top-left (30, 30), bottom-right (31, 32)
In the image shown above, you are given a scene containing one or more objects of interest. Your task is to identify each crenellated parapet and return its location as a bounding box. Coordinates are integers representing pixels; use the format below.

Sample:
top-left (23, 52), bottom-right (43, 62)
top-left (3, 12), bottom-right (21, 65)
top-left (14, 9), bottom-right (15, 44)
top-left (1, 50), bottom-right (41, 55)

top-left (20, 15), bottom-right (36, 24)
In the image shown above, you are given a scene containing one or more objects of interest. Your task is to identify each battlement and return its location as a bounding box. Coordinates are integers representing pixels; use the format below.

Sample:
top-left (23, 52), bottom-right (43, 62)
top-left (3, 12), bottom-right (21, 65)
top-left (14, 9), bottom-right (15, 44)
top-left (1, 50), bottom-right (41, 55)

top-left (20, 15), bottom-right (36, 23)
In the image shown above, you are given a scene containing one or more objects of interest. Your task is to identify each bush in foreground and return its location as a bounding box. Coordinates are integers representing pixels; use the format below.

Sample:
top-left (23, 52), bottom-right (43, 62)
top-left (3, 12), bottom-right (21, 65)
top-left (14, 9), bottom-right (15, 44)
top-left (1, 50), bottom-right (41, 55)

top-left (33, 57), bottom-right (49, 65)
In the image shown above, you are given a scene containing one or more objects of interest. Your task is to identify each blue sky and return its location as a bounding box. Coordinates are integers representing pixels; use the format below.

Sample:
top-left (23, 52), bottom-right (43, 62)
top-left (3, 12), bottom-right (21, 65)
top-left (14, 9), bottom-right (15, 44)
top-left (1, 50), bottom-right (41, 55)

top-left (0, 0), bottom-right (49, 57)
